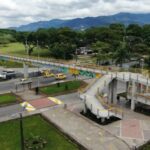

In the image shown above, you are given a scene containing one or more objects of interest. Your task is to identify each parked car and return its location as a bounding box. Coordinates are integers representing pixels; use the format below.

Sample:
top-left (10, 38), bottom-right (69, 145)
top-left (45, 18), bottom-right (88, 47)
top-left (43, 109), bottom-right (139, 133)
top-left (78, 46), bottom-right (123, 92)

top-left (41, 69), bottom-right (54, 78)
top-left (55, 73), bottom-right (66, 80)
top-left (0, 69), bottom-right (16, 79)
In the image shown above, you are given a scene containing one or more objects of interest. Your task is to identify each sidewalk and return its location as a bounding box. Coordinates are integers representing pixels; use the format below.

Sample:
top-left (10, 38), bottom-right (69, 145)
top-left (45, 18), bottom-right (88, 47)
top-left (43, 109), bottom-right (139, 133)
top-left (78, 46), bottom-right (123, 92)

top-left (42, 108), bottom-right (130, 150)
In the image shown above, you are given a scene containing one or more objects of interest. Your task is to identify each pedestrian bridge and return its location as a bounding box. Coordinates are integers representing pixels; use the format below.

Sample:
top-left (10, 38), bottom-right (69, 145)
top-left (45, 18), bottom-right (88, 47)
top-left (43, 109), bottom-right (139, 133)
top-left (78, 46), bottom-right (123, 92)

top-left (1, 54), bottom-right (150, 120)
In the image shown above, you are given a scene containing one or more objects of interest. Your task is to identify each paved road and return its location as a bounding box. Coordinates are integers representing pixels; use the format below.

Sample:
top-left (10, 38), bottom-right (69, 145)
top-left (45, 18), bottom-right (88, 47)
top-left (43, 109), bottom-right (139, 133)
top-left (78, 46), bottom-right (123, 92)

top-left (0, 74), bottom-right (74, 93)
top-left (0, 104), bottom-right (23, 118)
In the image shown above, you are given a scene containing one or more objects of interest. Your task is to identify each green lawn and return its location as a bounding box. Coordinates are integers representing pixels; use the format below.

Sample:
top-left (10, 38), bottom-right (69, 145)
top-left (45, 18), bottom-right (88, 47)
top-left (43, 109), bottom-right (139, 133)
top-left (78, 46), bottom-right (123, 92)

top-left (0, 115), bottom-right (79, 150)
top-left (40, 80), bottom-right (83, 95)
top-left (0, 60), bottom-right (23, 68)
top-left (0, 42), bottom-right (25, 55)
top-left (0, 60), bottom-right (33, 68)
top-left (0, 42), bottom-right (51, 58)
top-left (0, 93), bottom-right (19, 106)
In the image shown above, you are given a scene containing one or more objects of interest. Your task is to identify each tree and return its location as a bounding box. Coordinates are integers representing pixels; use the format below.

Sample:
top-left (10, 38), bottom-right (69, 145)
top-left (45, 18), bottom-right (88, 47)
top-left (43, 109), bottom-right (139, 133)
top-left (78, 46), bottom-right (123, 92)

top-left (91, 41), bottom-right (112, 65)
top-left (113, 42), bottom-right (130, 67)
top-left (16, 32), bottom-right (37, 55)
top-left (126, 24), bottom-right (142, 37)
top-left (145, 56), bottom-right (150, 69)
top-left (142, 25), bottom-right (150, 46)
top-left (0, 29), bottom-right (16, 44)
top-left (49, 42), bottom-right (76, 60)
top-left (91, 41), bottom-right (111, 53)
top-left (27, 32), bottom-right (37, 55)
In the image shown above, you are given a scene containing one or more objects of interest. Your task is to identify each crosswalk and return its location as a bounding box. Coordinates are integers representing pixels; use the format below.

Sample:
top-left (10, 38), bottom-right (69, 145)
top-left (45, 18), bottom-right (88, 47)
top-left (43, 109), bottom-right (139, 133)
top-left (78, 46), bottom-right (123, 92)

top-left (48, 97), bottom-right (63, 105)
top-left (20, 97), bottom-right (63, 112)
top-left (21, 102), bottom-right (36, 112)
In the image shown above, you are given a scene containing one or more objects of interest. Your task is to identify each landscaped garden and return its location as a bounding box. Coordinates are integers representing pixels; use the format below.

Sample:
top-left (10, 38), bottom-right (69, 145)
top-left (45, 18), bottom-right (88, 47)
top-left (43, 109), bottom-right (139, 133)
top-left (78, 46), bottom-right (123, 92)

top-left (40, 80), bottom-right (86, 96)
top-left (0, 115), bottom-right (79, 150)
top-left (0, 93), bottom-right (20, 106)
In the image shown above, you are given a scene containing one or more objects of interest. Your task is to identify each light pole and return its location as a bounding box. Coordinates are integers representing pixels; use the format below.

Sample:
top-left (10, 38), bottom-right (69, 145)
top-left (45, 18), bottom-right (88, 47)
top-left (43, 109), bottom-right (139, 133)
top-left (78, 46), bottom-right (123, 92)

top-left (19, 104), bottom-right (27, 150)
top-left (37, 40), bottom-right (40, 92)
top-left (20, 113), bottom-right (24, 150)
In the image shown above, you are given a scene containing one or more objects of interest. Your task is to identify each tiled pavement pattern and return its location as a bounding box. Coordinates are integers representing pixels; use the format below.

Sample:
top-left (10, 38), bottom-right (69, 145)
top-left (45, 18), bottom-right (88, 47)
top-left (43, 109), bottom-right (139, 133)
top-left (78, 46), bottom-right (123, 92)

top-left (102, 111), bottom-right (150, 148)
top-left (121, 119), bottom-right (143, 139)
top-left (28, 98), bottom-right (57, 109)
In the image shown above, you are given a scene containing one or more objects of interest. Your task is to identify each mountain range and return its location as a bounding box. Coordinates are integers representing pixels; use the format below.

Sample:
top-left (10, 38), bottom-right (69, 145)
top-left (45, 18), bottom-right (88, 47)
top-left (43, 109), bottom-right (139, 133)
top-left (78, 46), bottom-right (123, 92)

top-left (14, 13), bottom-right (150, 31)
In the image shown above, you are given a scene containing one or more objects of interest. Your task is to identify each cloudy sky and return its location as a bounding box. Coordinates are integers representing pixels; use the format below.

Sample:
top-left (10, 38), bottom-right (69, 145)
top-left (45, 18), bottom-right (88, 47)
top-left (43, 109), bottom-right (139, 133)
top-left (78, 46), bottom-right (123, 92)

top-left (1, 0), bottom-right (150, 28)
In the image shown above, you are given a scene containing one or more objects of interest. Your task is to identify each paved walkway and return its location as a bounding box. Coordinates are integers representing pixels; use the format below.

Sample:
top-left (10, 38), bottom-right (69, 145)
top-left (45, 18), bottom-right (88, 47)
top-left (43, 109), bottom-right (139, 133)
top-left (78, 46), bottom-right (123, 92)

top-left (102, 107), bottom-right (150, 148)
top-left (42, 108), bottom-right (130, 150)
top-left (16, 90), bottom-right (45, 101)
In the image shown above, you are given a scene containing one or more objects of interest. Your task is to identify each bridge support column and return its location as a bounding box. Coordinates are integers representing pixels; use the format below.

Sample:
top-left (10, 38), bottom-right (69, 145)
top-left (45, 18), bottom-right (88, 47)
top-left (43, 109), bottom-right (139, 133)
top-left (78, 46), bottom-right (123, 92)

top-left (137, 83), bottom-right (143, 93)
top-left (23, 63), bottom-right (29, 78)
top-left (101, 118), bottom-right (105, 123)
top-left (108, 79), bottom-right (117, 104)
top-left (108, 84), bottom-right (112, 104)
top-left (146, 85), bottom-right (149, 93)
top-left (126, 82), bottom-right (129, 93)
top-left (113, 79), bottom-right (117, 104)
top-left (131, 81), bottom-right (136, 111)
top-left (83, 96), bottom-right (87, 114)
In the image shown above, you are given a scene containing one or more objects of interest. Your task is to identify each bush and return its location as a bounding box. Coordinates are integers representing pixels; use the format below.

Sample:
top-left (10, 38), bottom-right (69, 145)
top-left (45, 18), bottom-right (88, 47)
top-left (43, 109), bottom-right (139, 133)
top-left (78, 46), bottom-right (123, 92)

top-left (25, 134), bottom-right (47, 150)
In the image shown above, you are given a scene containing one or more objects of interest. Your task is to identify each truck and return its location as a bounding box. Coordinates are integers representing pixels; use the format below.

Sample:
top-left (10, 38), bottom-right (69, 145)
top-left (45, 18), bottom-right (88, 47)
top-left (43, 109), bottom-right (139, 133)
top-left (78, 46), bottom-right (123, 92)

top-left (0, 69), bottom-right (16, 80)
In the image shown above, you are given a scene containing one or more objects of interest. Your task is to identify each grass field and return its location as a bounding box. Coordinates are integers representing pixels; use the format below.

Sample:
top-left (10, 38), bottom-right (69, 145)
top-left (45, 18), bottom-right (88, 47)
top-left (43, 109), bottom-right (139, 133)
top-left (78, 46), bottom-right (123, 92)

top-left (0, 60), bottom-right (34, 68)
top-left (40, 80), bottom-right (83, 95)
top-left (0, 42), bottom-right (51, 58)
top-left (0, 115), bottom-right (79, 150)
top-left (0, 93), bottom-right (19, 106)
top-left (0, 60), bottom-right (23, 68)
top-left (0, 42), bottom-right (93, 65)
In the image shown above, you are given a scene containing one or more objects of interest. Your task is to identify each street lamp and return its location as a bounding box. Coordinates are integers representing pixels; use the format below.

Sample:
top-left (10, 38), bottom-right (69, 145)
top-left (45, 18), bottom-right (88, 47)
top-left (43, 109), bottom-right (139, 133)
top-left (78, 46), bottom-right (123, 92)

top-left (36, 40), bottom-right (40, 94)
top-left (20, 112), bottom-right (25, 150)
top-left (19, 104), bottom-right (27, 150)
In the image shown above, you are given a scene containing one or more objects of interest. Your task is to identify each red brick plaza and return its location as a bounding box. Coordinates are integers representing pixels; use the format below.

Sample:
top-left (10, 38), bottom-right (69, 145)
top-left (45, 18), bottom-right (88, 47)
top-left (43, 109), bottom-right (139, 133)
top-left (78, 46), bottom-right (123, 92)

top-left (29, 98), bottom-right (57, 109)
top-left (121, 119), bottom-right (143, 139)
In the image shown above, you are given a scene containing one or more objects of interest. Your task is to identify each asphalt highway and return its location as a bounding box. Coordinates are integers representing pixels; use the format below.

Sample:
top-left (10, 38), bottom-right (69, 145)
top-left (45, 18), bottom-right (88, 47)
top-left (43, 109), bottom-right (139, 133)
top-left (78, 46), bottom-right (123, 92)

top-left (0, 74), bottom-right (74, 93)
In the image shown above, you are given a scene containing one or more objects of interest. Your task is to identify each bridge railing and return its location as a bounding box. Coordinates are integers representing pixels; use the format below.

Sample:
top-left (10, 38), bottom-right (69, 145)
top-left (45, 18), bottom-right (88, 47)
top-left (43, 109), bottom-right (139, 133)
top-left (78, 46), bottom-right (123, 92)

top-left (136, 93), bottom-right (150, 101)
top-left (1, 54), bottom-right (150, 85)
top-left (78, 75), bottom-right (103, 94)
top-left (1, 53), bottom-right (150, 77)
top-left (95, 94), bottom-right (123, 118)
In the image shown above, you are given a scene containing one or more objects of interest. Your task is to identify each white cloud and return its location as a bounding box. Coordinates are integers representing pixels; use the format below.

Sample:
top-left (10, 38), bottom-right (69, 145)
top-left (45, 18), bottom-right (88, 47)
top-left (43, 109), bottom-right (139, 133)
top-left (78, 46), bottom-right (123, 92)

top-left (0, 0), bottom-right (150, 28)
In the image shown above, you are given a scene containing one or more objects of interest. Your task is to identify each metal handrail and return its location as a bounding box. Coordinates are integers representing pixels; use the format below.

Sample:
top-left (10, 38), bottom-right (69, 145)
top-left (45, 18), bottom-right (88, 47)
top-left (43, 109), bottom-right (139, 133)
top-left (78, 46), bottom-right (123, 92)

top-left (78, 76), bottom-right (102, 94)
top-left (96, 94), bottom-right (123, 118)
